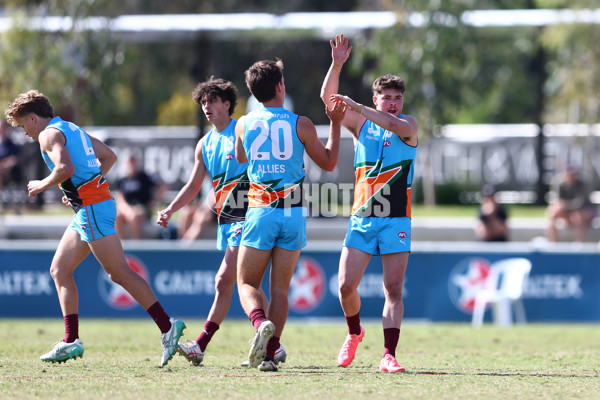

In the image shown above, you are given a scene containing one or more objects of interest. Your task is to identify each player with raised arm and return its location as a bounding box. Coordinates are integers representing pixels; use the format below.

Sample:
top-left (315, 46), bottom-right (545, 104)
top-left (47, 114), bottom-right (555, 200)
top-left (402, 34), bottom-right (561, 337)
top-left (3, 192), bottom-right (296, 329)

top-left (157, 77), bottom-right (286, 366)
top-left (4, 90), bottom-right (185, 367)
top-left (321, 34), bottom-right (419, 373)
top-left (235, 59), bottom-right (346, 371)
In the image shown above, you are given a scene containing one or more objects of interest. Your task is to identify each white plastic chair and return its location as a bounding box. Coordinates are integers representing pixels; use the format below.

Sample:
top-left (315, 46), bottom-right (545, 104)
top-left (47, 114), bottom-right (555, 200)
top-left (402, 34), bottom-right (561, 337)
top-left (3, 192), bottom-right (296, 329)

top-left (471, 258), bottom-right (532, 328)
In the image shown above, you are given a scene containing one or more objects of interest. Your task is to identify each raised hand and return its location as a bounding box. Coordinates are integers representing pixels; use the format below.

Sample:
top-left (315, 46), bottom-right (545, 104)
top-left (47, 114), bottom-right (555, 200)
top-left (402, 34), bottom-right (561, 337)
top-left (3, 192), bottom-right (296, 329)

top-left (330, 34), bottom-right (352, 66)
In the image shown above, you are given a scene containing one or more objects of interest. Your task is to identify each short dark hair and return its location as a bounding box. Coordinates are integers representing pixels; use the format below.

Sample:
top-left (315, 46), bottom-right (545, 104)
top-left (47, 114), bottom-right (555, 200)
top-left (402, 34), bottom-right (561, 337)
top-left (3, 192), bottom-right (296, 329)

top-left (4, 90), bottom-right (54, 126)
top-left (244, 59), bottom-right (284, 103)
top-left (372, 74), bottom-right (406, 95)
top-left (192, 77), bottom-right (238, 116)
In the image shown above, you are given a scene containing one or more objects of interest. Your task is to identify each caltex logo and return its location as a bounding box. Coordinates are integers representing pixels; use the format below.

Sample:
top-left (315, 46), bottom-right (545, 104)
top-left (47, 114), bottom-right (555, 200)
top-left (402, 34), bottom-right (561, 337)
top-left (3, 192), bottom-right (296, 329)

top-left (98, 254), bottom-right (150, 310)
top-left (448, 257), bottom-right (491, 314)
top-left (289, 256), bottom-right (326, 313)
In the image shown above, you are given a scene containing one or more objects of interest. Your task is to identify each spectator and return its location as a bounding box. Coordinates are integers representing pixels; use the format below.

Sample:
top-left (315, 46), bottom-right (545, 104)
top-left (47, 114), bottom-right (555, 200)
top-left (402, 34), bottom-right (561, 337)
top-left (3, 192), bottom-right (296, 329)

top-left (115, 155), bottom-right (165, 239)
top-left (177, 191), bottom-right (217, 242)
top-left (475, 184), bottom-right (509, 242)
top-left (546, 166), bottom-right (597, 242)
top-left (0, 120), bottom-right (23, 212)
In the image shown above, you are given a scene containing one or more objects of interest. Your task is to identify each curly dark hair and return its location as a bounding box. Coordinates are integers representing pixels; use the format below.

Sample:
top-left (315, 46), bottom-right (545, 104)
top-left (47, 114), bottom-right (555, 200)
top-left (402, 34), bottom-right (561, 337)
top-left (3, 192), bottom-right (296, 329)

top-left (192, 77), bottom-right (238, 116)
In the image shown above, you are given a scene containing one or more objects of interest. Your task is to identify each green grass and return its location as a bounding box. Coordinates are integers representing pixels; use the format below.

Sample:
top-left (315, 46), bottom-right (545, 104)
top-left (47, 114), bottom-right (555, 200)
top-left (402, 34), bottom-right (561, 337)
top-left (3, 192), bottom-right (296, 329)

top-left (0, 319), bottom-right (598, 399)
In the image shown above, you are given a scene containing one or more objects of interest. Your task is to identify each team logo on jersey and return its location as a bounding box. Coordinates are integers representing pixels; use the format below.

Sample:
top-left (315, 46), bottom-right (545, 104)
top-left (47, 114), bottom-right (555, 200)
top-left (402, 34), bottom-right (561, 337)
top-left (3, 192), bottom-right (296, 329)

top-left (448, 257), bottom-right (491, 314)
top-left (98, 254), bottom-right (149, 310)
top-left (398, 232), bottom-right (407, 238)
top-left (367, 125), bottom-right (381, 138)
top-left (289, 256), bottom-right (326, 313)
top-left (352, 160), bottom-right (404, 216)
top-left (383, 140), bottom-right (391, 147)
top-left (225, 153), bottom-right (234, 160)
top-left (213, 172), bottom-right (247, 220)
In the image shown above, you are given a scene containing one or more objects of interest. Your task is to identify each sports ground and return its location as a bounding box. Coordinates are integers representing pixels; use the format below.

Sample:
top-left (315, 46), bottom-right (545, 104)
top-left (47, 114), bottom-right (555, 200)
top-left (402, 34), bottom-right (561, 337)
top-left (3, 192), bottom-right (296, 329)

top-left (0, 319), bottom-right (598, 399)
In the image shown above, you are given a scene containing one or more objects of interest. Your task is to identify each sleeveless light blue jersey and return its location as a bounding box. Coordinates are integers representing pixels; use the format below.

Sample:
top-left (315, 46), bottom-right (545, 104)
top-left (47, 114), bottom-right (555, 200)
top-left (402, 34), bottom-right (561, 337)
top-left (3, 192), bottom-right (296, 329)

top-left (242, 106), bottom-right (304, 208)
top-left (352, 115), bottom-right (417, 218)
top-left (42, 117), bottom-right (111, 212)
top-left (201, 119), bottom-right (248, 224)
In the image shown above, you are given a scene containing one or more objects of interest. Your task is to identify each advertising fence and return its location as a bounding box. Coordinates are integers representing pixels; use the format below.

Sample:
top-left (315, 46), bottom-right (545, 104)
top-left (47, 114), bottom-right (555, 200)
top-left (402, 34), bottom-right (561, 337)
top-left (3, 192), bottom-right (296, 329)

top-left (1, 241), bottom-right (598, 322)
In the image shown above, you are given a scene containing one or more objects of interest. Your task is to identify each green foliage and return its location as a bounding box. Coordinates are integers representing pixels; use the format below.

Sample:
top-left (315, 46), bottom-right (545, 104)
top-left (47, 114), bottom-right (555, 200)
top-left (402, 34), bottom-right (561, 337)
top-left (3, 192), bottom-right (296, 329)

top-left (0, 12), bottom-right (76, 116)
top-left (541, 10), bottom-right (600, 123)
top-left (2, 1), bottom-right (599, 130)
top-left (0, 2), bottom-right (198, 126)
top-left (156, 91), bottom-right (197, 126)
top-left (0, 2), bottom-right (123, 125)
top-left (351, 1), bottom-right (549, 134)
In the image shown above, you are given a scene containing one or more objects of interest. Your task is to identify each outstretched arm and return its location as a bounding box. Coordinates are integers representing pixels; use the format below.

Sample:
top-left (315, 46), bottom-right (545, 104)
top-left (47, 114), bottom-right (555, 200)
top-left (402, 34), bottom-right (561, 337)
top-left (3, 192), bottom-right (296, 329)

top-left (299, 99), bottom-right (346, 172)
top-left (320, 34), bottom-right (352, 107)
top-left (330, 94), bottom-right (418, 145)
top-left (157, 137), bottom-right (208, 228)
top-left (320, 34), bottom-right (360, 136)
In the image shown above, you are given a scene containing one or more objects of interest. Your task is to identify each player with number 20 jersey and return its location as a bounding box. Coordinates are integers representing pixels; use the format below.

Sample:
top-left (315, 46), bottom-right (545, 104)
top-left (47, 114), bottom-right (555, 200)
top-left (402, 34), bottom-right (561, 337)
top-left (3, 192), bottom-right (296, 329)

top-left (241, 106), bottom-right (306, 250)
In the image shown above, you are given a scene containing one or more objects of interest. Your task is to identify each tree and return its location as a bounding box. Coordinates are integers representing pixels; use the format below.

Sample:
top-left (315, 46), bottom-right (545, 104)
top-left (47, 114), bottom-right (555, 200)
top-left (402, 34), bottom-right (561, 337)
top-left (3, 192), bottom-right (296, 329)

top-left (540, 0), bottom-right (600, 191)
top-left (351, 1), bottom-right (551, 134)
top-left (0, 1), bottom-right (126, 124)
top-left (350, 0), bottom-right (600, 204)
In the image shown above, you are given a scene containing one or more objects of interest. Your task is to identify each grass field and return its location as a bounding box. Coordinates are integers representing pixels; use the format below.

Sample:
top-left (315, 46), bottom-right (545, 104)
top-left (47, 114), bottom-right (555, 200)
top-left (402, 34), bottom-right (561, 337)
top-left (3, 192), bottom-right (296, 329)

top-left (0, 319), bottom-right (598, 399)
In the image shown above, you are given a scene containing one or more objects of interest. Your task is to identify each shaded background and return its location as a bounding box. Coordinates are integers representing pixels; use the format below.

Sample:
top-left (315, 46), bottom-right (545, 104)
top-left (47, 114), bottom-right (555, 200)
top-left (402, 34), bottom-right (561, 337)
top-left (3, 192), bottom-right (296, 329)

top-left (1, 0), bottom-right (599, 208)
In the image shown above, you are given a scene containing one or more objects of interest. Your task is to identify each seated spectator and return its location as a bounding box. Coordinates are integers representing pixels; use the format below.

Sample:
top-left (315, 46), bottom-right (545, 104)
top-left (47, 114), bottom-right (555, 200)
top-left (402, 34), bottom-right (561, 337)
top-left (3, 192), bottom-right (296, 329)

top-left (546, 166), bottom-right (597, 242)
top-left (177, 190), bottom-right (217, 242)
top-left (0, 120), bottom-right (23, 212)
top-left (475, 184), bottom-right (509, 242)
top-left (115, 155), bottom-right (165, 239)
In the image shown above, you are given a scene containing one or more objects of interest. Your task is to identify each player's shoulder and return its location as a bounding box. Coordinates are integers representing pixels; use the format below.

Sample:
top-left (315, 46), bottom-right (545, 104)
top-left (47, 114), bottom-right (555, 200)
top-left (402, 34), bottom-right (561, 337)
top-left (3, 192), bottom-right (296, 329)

top-left (42, 126), bottom-right (62, 135)
top-left (39, 126), bottom-right (65, 145)
top-left (400, 113), bottom-right (418, 128)
top-left (297, 115), bottom-right (315, 128)
top-left (295, 116), bottom-right (317, 139)
top-left (236, 115), bottom-right (247, 128)
top-left (196, 134), bottom-right (209, 150)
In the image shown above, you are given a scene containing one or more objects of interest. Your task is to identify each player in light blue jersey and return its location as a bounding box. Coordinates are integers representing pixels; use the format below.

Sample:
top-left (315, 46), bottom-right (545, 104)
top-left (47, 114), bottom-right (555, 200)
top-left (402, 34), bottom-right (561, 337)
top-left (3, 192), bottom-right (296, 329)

top-left (321, 35), bottom-right (419, 373)
top-left (5, 90), bottom-right (186, 367)
top-left (157, 78), bottom-right (286, 366)
top-left (235, 59), bottom-right (346, 371)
